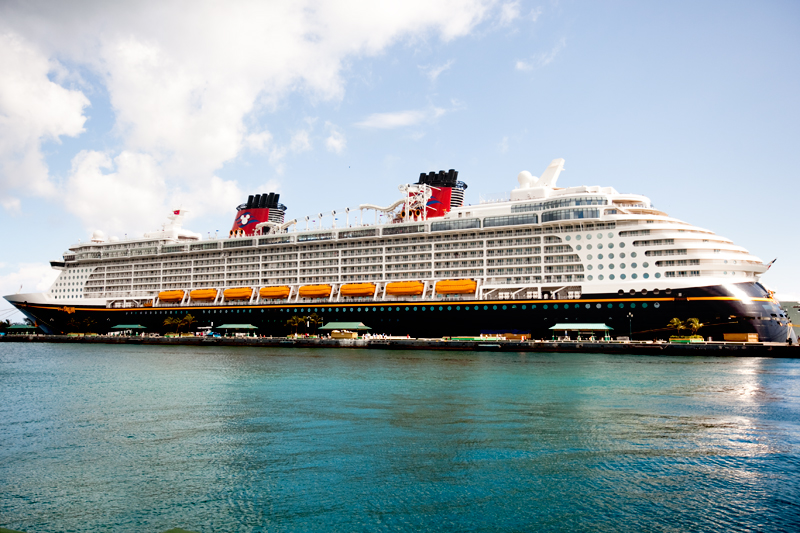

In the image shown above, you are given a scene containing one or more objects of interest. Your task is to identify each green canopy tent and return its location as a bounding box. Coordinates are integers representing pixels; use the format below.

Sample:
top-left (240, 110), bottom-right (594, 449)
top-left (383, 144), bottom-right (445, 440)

top-left (548, 323), bottom-right (613, 340)
top-left (5, 324), bottom-right (39, 334)
top-left (319, 322), bottom-right (372, 331)
top-left (111, 324), bottom-right (146, 336)
top-left (215, 324), bottom-right (258, 336)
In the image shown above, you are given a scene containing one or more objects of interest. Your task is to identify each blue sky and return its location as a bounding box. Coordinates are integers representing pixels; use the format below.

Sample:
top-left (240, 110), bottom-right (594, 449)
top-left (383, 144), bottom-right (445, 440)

top-left (1, 0), bottom-right (798, 321)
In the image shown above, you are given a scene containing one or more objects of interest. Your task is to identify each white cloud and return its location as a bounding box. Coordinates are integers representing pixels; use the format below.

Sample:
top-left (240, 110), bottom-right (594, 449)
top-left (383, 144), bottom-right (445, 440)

top-left (0, 262), bottom-right (60, 321)
top-left (530, 6), bottom-right (543, 22)
top-left (498, 136), bottom-right (509, 153)
top-left (325, 122), bottom-right (346, 154)
top-left (499, 2), bottom-right (521, 25)
top-left (0, 32), bottom-right (89, 205)
top-left (0, 1), bottom-right (498, 225)
top-left (516, 37), bottom-right (566, 71)
top-left (356, 107), bottom-right (446, 129)
top-left (420, 59), bottom-right (455, 82)
top-left (290, 130), bottom-right (312, 153)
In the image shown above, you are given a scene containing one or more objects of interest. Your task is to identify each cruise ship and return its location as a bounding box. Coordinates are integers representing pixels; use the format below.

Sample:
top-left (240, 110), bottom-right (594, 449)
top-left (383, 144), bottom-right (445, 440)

top-left (5, 159), bottom-right (795, 342)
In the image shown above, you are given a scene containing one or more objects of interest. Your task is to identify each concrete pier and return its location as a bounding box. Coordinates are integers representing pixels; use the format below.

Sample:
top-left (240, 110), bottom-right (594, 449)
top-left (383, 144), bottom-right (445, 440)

top-left (2, 334), bottom-right (798, 357)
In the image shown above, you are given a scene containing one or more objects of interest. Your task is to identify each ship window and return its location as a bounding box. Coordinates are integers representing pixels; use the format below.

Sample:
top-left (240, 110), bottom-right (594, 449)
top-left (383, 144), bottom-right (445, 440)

top-left (643, 273), bottom-right (649, 279)
top-left (631, 263), bottom-right (637, 268)
top-left (643, 262), bottom-right (649, 268)
top-left (586, 303), bottom-right (591, 309)
top-left (597, 254), bottom-right (603, 259)
top-left (597, 244), bottom-right (603, 249)
top-left (565, 236), bottom-right (571, 241)
top-left (598, 265), bottom-right (603, 270)
top-left (607, 303), bottom-right (613, 308)
top-left (586, 234), bottom-right (592, 239)
top-left (543, 304), bottom-right (548, 309)
top-left (576, 245), bottom-right (582, 251)
top-left (588, 275), bottom-right (593, 280)
top-left (576, 235), bottom-right (581, 240)
top-left (609, 274), bottom-right (615, 280)
top-left (597, 233), bottom-right (603, 239)
top-left (598, 275), bottom-right (604, 280)
top-left (630, 252), bottom-right (636, 258)
top-left (596, 303), bottom-right (601, 308)
top-left (587, 265), bottom-right (593, 270)
top-left (620, 253), bottom-right (626, 258)
top-left (619, 303), bottom-right (624, 308)
top-left (620, 274), bottom-right (626, 279)
top-left (655, 273), bottom-right (661, 278)
top-left (608, 243), bottom-right (614, 249)
top-left (609, 264), bottom-right (614, 269)
top-left (631, 273), bottom-right (638, 279)
top-left (609, 253), bottom-right (615, 259)
top-left (587, 244), bottom-right (593, 250)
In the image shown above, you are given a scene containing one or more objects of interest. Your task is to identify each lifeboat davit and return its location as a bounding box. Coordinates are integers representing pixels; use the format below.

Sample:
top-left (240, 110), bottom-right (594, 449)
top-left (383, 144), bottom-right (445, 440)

top-left (260, 286), bottom-right (291, 299)
top-left (340, 283), bottom-right (377, 297)
top-left (385, 281), bottom-right (425, 296)
top-left (435, 279), bottom-right (477, 295)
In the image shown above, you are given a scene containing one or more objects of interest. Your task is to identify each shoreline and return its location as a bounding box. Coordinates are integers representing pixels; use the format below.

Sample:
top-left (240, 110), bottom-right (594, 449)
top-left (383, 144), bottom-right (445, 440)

top-left (2, 334), bottom-right (798, 357)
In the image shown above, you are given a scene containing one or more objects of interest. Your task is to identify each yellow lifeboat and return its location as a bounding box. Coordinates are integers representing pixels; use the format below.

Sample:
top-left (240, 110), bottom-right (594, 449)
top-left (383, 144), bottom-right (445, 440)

top-left (435, 279), bottom-right (477, 295)
top-left (299, 284), bottom-right (332, 298)
top-left (340, 283), bottom-right (377, 297)
top-left (158, 290), bottom-right (184, 302)
top-left (260, 286), bottom-right (291, 299)
top-left (190, 289), bottom-right (217, 301)
top-left (223, 287), bottom-right (253, 300)
top-left (385, 281), bottom-right (425, 296)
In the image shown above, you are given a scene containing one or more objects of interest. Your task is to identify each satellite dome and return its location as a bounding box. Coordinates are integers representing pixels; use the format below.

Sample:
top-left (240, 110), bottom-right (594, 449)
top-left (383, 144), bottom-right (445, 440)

top-left (517, 171), bottom-right (537, 189)
top-left (109, 236), bottom-right (120, 243)
top-left (91, 230), bottom-right (106, 243)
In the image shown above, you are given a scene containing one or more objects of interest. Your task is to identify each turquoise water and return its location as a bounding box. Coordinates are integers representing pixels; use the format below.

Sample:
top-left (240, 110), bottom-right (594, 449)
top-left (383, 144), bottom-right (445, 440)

top-left (1, 344), bottom-right (799, 532)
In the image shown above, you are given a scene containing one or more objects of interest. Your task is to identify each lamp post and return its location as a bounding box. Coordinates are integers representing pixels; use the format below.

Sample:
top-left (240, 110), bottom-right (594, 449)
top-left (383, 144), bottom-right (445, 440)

top-left (627, 312), bottom-right (633, 340)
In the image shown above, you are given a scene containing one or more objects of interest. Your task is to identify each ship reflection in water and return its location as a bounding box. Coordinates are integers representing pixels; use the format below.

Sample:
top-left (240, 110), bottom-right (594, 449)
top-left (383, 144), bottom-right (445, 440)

top-left (1, 344), bottom-right (798, 532)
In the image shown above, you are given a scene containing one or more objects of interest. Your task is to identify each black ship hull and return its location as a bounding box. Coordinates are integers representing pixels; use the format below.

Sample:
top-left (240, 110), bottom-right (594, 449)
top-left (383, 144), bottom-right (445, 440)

top-left (11, 283), bottom-right (794, 343)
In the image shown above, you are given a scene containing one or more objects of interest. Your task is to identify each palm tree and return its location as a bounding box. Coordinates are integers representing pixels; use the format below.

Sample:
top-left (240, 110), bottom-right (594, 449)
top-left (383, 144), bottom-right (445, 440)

top-left (307, 313), bottom-right (323, 334)
top-left (180, 313), bottom-right (197, 333)
top-left (686, 318), bottom-right (704, 335)
top-left (667, 318), bottom-right (684, 336)
top-left (163, 316), bottom-right (182, 333)
top-left (286, 315), bottom-right (303, 336)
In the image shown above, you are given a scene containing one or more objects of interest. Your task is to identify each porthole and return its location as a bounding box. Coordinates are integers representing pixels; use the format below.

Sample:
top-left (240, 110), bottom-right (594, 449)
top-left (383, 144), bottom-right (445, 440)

top-left (632, 273), bottom-right (638, 279)
top-left (413, 307), bottom-right (418, 311)
top-left (554, 304), bottom-right (559, 309)
top-left (574, 303), bottom-right (580, 309)
top-left (643, 262), bottom-right (649, 268)
top-left (597, 244), bottom-right (604, 249)
top-left (373, 307), bottom-right (377, 312)
top-left (543, 304), bottom-right (548, 309)
top-left (597, 233), bottom-right (603, 239)
top-left (588, 254), bottom-right (593, 260)
top-left (619, 303), bottom-right (625, 308)
top-left (620, 252), bottom-right (626, 258)
top-left (483, 305), bottom-right (488, 310)
top-left (620, 263), bottom-right (625, 269)
top-left (576, 235), bottom-right (582, 240)
top-left (493, 305), bottom-right (498, 310)
top-left (654, 302), bottom-right (661, 308)
top-left (405, 307), bottom-right (410, 311)
top-left (607, 303), bottom-right (613, 308)
top-left (655, 273), bottom-right (661, 278)
top-left (631, 263), bottom-right (638, 268)
top-left (456, 306), bottom-right (460, 310)
top-left (521, 305), bottom-right (526, 310)
top-left (586, 234), bottom-right (592, 240)
top-left (577, 245), bottom-right (582, 251)
top-left (585, 303), bottom-right (591, 309)
top-left (566, 236), bottom-right (571, 241)
top-left (630, 251), bottom-right (637, 258)
top-left (724, 260), bottom-right (728, 264)
top-left (421, 307), bottom-right (425, 311)
top-left (653, 289), bottom-right (659, 295)
top-left (446, 306), bottom-right (450, 311)
top-left (643, 273), bottom-right (649, 279)
top-left (587, 244), bottom-right (593, 250)
top-left (587, 265), bottom-right (593, 270)
top-left (597, 254), bottom-right (603, 260)
top-left (474, 306), bottom-right (479, 310)
top-left (608, 232), bottom-right (613, 238)
top-left (587, 275), bottom-right (593, 280)
top-left (618, 289), bottom-right (624, 295)
top-left (619, 243), bottom-right (625, 248)
top-left (724, 271), bottom-right (728, 275)
top-left (596, 303), bottom-right (602, 309)
top-left (608, 243), bottom-right (614, 249)
top-left (502, 305), bottom-right (507, 310)
top-left (598, 264), bottom-right (603, 270)
top-left (609, 274), bottom-right (615, 279)
top-left (598, 275), bottom-right (604, 280)
top-left (642, 303), bottom-right (648, 308)
top-left (630, 303), bottom-right (637, 308)
top-left (531, 305), bottom-right (537, 309)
